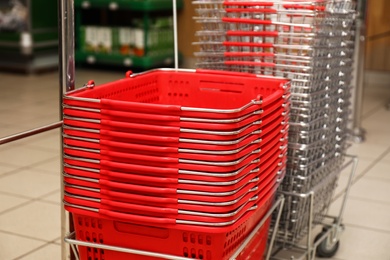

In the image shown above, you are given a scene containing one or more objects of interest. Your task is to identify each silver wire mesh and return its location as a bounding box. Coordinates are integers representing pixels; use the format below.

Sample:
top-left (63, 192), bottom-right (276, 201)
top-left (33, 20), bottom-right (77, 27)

top-left (193, 0), bottom-right (356, 245)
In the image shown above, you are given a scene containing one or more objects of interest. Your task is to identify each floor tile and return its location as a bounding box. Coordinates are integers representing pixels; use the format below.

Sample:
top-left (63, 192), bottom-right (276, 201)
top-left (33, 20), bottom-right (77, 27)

top-left (360, 124), bottom-right (390, 146)
top-left (347, 177), bottom-right (390, 204)
top-left (360, 83), bottom-right (390, 119)
top-left (0, 145), bottom-right (55, 168)
top-left (382, 151), bottom-right (390, 163)
top-left (0, 193), bottom-right (30, 214)
top-left (16, 243), bottom-right (61, 260)
top-left (0, 110), bottom-right (43, 126)
top-left (363, 108), bottom-right (390, 129)
top-left (40, 190), bottom-right (61, 205)
top-left (329, 225), bottom-right (390, 260)
top-left (361, 97), bottom-right (383, 118)
top-left (333, 157), bottom-right (372, 197)
top-left (328, 197), bottom-right (390, 233)
top-left (0, 231), bottom-right (45, 260)
top-left (340, 156), bottom-right (372, 177)
top-left (22, 129), bottom-right (61, 151)
top-left (30, 156), bottom-right (61, 175)
top-left (271, 247), bottom-right (346, 260)
top-left (14, 115), bottom-right (60, 131)
top-left (0, 169), bottom-right (59, 198)
top-left (363, 161), bottom-right (390, 181)
top-left (0, 125), bottom-right (28, 139)
top-left (0, 201), bottom-right (60, 241)
top-left (0, 163), bottom-right (18, 176)
top-left (346, 141), bottom-right (389, 161)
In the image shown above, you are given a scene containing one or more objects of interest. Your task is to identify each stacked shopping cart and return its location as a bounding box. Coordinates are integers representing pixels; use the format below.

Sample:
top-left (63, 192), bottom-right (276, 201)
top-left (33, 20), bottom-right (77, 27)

top-left (62, 69), bottom-right (290, 259)
top-left (193, 0), bottom-right (355, 248)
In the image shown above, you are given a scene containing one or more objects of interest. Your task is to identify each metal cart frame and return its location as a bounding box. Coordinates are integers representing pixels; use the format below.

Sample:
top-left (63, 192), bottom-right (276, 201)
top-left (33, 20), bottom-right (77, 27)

top-left (270, 155), bottom-right (358, 260)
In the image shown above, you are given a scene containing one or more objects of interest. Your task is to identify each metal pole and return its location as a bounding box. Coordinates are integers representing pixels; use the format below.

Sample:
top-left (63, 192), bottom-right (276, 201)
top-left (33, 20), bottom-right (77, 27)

top-left (0, 122), bottom-right (62, 145)
top-left (334, 156), bottom-right (358, 237)
top-left (351, 0), bottom-right (367, 143)
top-left (173, 0), bottom-right (178, 69)
top-left (59, 0), bottom-right (75, 259)
top-left (307, 192), bottom-right (314, 260)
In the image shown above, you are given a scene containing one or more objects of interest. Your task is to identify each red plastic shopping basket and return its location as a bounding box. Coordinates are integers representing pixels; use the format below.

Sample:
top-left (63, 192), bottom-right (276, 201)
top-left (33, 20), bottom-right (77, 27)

top-left (63, 130), bottom-right (285, 171)
top-left (63, 92), bottom-right (287, 130)
top-left (63, 69), bottom-right (289, 119)
top-left (68, 182), bottom-right (277, 260)
top-left (63, 137), bottom-right (287, 182)
top-left (63, 164), bottom-right (280, 215)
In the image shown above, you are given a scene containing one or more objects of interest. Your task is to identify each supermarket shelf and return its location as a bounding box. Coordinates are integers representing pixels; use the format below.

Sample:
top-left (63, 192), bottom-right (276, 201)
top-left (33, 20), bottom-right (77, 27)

top-left (0, 51), bottom-right (58, 73)
top-left (0, 0), bottom-right (58, 72)
top-left (75, 50), bottom-right (176, 69)
top-left (74, 0), bottom-right (183, 11)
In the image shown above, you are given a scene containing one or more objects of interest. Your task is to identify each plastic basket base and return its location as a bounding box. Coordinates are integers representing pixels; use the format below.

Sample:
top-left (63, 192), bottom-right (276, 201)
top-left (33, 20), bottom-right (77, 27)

top-left (73, 217), bottom-right (271, 260)
top-left (71, 193), bottom-right (275, 260)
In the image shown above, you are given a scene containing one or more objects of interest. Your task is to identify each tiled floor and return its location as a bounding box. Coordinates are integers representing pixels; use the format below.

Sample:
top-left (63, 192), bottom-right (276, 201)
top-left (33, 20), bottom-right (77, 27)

top-left (0, 69), bottom-right (389, 260)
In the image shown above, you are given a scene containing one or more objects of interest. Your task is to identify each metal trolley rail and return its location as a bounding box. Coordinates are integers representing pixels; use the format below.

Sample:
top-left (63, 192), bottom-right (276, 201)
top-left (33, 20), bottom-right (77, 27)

top-left (270, 155), bottom-right (358, 260)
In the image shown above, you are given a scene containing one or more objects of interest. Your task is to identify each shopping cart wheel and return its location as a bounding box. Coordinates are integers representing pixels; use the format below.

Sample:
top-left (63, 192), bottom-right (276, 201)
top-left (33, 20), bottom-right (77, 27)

top-left (314, 231), bottom-right (340, 258)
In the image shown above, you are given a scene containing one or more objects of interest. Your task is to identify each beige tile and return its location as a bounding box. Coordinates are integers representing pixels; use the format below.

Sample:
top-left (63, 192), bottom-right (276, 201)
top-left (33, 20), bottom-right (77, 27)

top-left (14, 116), bottom-right (60, 131)
top-left (18, 129), bottom-right (61, 152)
top-left (0, 193), bottom-right (29, 214)
top-left (361, 99), bottom-right (382, 118)
top-left (30, 156), bottom-right (61, 175)
top-left (0, 231), bottom-right (45, 260)
top-left (363, 108), bottom-right (390, 129)
top-left (270, 244), bottom-right (346, 260)
top-left (364, 161), bottom-right (390, 181)
top-left (0, 201), bottom-right (60, 241)
top-left (347, 177), bottom-right (390, 204)
top-left (0, 110), bottom-right (41, 126)
top-left (0, 125), bottom-right (29, 139)
top-left (329, 197), bottom-right (390, 233)
top-left (362, 131), bottom-right (390, 146)
top-left (328, 225), bottom-right (390, 260)
top-left (17, 243), bottom-right (61, 260)
top-left (0, 164), bottom-right (18, 176)
top-left (0, 169), bottom-right (59, 198)
top-left (360, 122), bottom-right (390, 145)
top-left (0, 145), bottom-right (55, 167)
top-left (333, 158), bottom-right (373, 196)
top-left (40, 190), bottom-right (61, 205)
top-left (346, 142), bottom-right (389, 161)
top-left (340, 157), bottom-right (372, 177)
top-left (16, 101), bottom-right (59, 116)
top-left (0, 140), bottom-right (22, 151)
top-left (382, 151), bottom-right (390, 163)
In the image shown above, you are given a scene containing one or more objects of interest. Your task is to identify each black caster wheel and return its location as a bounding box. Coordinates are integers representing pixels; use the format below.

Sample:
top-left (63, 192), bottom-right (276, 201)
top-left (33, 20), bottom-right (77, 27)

top-left (314, 231), bottom-right (340, 258)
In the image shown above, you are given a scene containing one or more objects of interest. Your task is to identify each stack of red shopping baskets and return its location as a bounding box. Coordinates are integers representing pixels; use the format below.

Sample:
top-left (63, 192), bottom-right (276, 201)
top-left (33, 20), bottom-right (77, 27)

top-left (62, 69), bottom-right (289, 260)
